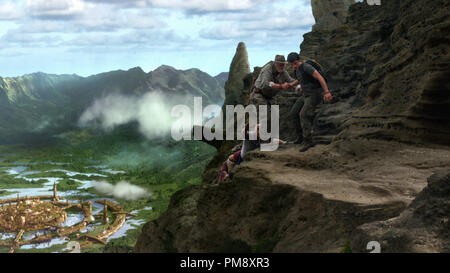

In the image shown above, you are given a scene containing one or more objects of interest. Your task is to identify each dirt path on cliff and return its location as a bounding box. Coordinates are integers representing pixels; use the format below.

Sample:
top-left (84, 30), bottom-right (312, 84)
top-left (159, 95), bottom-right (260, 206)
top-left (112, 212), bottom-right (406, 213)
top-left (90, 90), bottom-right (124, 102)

top-left (241, 139), bottom-right (450, 207)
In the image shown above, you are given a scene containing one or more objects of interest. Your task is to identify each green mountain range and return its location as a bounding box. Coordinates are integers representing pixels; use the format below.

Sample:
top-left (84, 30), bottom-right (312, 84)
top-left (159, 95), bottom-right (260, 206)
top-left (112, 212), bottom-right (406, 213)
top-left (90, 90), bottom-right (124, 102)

top-left (0, 66), bottom-right (226, 145)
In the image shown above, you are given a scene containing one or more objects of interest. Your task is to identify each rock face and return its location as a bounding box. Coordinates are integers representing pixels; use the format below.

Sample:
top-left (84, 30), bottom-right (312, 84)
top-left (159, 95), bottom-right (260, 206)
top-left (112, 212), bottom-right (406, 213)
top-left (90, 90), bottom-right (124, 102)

top-left (351, 169), bottom-right (450, 253)
top-left (302, 0), bottom-right (450, 146)
top-left (311, 0), bottom-right (355, 31)
top-left (134, 0), bottom-right (450, 253)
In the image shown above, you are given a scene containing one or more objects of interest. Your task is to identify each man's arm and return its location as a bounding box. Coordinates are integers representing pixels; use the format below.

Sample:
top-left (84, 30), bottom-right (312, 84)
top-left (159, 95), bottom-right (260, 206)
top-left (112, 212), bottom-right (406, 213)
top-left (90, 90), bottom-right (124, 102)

top-left (286, 80), bottom-right (302, 94)
top-left (284, 70), bottom-right (296, 84)
top-left (312, 70), bottom-right (333, 102)
top-left (287, 79), bottom-right (300, 91)
top-left (289, 79), bottom-right (299, 86)
top-left (281, 71), bottom-right (297, 90)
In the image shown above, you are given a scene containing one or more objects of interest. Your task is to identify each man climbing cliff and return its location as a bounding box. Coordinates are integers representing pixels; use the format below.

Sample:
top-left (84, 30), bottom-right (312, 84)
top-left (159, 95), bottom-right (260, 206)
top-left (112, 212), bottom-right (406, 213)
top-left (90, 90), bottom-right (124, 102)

top-left (218, 124), bottom-right (286, 184)
top-left (287, 52), bottom-right (333, 152)
top-left (249, 55), bottom-right (297, 124)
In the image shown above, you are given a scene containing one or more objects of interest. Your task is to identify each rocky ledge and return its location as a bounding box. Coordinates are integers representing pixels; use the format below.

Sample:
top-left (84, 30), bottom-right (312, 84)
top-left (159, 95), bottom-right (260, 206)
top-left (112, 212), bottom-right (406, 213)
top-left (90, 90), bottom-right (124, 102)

top-left (134, 139), bottom-right (450, 252)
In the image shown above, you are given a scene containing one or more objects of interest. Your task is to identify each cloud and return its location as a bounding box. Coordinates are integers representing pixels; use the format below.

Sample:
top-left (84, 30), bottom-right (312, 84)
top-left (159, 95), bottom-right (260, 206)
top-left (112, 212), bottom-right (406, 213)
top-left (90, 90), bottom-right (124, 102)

top-left (199, 1), bottom-right (314, 42)
top-left (11, 21), bottom-right (66, 33)
top-left (119, 29), bottom-right (190, 45)
top-left (0, 29), bottom-right (63, 47)
top-left (0, 1), bottom-right (24, 20)
top-left (73, 6), bottom-right (162, 32)
top-left (5, 1), bottom-right (161, 33)
top-left (92, 181), bottom-right (151, 200)
top-left (25, 0), bottom-right (86, 20)
top-left (148, 0), bottom-right (260, 13)
top-left (85, 0), bottom-right (267, 13)
top-left (243, 11), bottom-right (315, 31)
top-left (78, 91), bottom-right (194, 140)
top-left (84, 0), bottom-right (150, 8)
top-left (200, 24), bottom-right (252, 40)
top-left (61, 29), bottom-right (190, 52)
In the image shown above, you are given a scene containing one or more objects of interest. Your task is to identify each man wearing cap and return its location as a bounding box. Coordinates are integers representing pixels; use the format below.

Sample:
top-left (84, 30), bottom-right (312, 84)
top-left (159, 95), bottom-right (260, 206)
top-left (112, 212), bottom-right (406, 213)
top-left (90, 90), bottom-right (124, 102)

top-left (286, 52), bottom-right (333, 152)
top-left (249, 55), bottom-right (297, 124)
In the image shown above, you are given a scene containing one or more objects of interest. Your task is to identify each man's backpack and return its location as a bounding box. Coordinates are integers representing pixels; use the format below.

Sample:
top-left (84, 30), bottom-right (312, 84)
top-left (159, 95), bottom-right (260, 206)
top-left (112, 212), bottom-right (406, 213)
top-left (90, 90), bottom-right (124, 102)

top-left (300, 59), bottom-right (328, 84)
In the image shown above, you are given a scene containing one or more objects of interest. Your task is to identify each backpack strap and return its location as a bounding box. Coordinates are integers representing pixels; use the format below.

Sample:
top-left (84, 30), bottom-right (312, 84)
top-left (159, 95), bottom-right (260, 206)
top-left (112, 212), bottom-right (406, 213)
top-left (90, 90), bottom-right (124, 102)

top-left (304, 60), bottom-right (328, 83)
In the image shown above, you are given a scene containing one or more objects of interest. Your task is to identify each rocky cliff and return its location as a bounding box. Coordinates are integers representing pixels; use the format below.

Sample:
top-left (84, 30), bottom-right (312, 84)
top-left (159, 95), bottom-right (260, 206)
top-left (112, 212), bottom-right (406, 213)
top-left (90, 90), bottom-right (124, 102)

top-left (302, 0), bottom-right (450, 146)
top-left (134, 0), bottom-right (450, 253)
top-left (311, 0), bottom-right (355, 31)
top-left (351, 169), bottom-right (450, 252)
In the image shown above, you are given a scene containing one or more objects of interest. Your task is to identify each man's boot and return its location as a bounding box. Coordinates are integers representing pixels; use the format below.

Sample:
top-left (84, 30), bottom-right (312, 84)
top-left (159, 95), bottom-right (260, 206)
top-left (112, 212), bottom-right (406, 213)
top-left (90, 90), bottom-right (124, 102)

top-left (299, 138), bottom-right (314, 152)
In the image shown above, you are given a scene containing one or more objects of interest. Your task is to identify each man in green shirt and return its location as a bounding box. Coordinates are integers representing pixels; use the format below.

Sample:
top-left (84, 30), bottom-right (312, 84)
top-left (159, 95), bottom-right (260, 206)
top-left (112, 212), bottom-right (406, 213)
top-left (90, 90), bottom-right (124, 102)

top-left (287, 52), bottom-right (333, 152)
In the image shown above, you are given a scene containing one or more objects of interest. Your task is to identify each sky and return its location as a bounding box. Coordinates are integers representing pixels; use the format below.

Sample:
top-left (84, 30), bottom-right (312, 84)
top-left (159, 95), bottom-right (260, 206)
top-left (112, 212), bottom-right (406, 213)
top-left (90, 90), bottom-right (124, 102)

top-left (0, 0), bottom-right (316, 78)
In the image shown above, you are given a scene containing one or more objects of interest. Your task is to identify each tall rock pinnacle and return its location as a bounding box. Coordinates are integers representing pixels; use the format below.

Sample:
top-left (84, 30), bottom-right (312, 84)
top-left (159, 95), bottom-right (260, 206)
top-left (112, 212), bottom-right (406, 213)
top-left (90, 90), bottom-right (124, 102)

top-left (311, 0), bottom-right (355, 31)
top-left (224, 42), bottom-right (251, 106)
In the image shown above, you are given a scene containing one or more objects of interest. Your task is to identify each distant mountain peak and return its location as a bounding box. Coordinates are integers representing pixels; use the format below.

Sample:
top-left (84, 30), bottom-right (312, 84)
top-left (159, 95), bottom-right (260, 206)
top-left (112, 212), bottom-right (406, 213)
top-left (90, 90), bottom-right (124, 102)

top-left (214, 72), bottom-right (229, 81)
top-left (152, 65), bottom-right (209, 77)
top-left (128, 66), bottom-right (145, 73)
top-left (3, 71), bottom-right (83, 80)
top-left (153, 65), bottom-right (177, 72)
